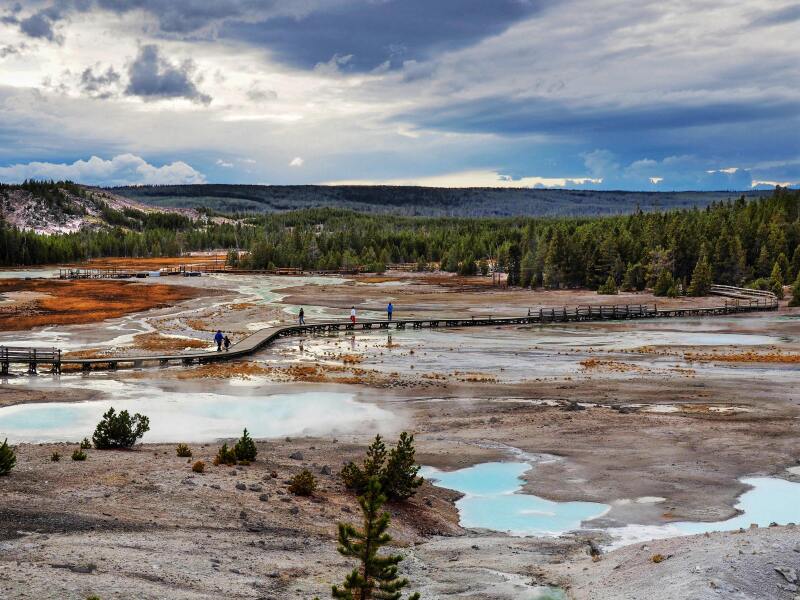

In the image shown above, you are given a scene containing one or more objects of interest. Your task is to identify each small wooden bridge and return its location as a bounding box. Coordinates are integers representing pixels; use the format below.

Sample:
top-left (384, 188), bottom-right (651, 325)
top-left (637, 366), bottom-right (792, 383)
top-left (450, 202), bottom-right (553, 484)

top-left (0, 287), bottom-right (779, 375)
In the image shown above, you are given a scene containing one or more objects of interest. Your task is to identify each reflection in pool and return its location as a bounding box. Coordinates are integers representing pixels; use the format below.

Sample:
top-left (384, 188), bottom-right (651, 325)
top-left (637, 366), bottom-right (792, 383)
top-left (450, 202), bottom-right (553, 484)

top-left (0, 382), bottom-right (395, 443)
top-left (420, 461), bottom-right (609, 536)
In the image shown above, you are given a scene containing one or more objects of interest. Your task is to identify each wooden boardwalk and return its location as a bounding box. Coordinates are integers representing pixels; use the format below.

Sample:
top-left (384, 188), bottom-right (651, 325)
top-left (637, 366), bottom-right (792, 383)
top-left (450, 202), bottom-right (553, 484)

top-left (0, 287), bottom-right (779, 374)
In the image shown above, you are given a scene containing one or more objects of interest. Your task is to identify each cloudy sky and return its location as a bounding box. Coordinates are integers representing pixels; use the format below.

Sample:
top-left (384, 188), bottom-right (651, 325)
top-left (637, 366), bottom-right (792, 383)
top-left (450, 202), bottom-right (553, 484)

top-left (0, 0), bottom-right (798, 190)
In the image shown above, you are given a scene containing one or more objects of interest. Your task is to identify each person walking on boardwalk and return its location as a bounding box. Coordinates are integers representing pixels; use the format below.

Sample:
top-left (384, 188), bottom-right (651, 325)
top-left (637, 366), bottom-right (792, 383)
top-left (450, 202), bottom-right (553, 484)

top-left (350, 306), bottom-right (357, 324)
top-left (223, 335), bottom-right (231, 351)
top-left (299, 307), bottom-right (305, 325)
top-left (214, 330), bottom-right (224, 352)
top-left (387, 302), bottom-right (393, 321)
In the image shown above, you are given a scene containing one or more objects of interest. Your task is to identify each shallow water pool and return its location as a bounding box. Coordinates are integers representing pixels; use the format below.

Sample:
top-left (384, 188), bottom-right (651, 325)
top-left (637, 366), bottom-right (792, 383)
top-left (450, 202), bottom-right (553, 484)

top-left (423, 460), bottom-right (800, 548)
top-left (421, 461), bottom-right (609, 536)
top-left (0, 380), bottom-right (396, 443)
top-left (605, 476), bottom-right (800, 548)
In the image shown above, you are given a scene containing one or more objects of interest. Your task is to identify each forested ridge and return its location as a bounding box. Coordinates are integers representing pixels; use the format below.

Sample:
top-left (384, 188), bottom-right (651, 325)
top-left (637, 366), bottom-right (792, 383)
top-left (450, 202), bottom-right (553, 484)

top-left (1, 183), bottom-right (799, 296)
top-left (112, 183), bottom-right (769, 218)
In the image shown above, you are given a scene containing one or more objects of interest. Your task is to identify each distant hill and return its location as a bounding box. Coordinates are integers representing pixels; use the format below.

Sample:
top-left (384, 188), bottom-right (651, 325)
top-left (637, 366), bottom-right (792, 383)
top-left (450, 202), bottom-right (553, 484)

top-left (0, 182), bottom-right (201, 234)
top-left (110, 184), bottom-right (771, 217)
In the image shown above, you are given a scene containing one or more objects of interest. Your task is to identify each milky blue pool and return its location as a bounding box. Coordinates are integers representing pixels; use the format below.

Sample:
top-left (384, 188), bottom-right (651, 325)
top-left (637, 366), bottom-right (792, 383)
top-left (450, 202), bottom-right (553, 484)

top-left (421, 461), bottom-right (609, 536)
top-left (606, 476), bottom-right (800, 547)
top-left (423, 461), bottom-right (800, 548)
top-left (0, 381), bottom-right (396, 443)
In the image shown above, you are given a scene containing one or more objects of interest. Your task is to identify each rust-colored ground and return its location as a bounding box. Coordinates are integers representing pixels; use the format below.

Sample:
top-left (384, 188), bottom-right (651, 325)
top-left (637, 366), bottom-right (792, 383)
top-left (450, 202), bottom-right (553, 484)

top-left (63, 254), bottom-right (228, 271)
top-left (132, 333), bottom-right (208, 352)
top-left (0, 279), bottom-right (202, 331)
top-left (684, 350), bottom-right (800, 363)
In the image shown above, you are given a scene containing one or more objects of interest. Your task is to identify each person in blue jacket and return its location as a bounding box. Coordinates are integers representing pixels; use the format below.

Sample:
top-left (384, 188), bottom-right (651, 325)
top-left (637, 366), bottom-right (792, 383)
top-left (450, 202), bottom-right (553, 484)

top-left (214, 329), bottom-right (224, 351)
top-left (387, 302), bottom-right (393, 321)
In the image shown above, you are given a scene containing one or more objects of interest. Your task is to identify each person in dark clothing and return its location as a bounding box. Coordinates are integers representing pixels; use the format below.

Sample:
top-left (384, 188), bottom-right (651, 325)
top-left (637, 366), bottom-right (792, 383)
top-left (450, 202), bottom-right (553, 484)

top-left (387, 302), bottom-right (393, 321)
top-left (299, 307), bottom-right (305, 325)
top-left (223, 335), bottom-right (231, 351)
top-left (214, 330), bottom-right (223, 352)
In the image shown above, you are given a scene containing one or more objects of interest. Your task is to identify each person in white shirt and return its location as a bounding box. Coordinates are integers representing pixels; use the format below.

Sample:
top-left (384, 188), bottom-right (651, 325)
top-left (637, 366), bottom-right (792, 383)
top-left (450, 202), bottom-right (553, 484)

top-left (350, 306), bottom-right (356, 324)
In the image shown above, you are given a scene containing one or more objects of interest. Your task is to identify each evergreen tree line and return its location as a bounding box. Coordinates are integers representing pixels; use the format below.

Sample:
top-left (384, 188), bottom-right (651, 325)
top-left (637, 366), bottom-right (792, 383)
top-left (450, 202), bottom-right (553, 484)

top-left (2, 187), bottom-right (799, 294)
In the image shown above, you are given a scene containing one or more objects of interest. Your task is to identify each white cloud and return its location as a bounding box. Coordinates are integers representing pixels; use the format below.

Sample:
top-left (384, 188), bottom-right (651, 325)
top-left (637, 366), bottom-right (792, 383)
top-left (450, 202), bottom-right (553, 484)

top-left (324, 169), bottom-right (600, 188)
top-left (0, 154), bottom-right (206, 186)
top-left (216, 159), bottom-right (234, 168)
top-left (289, 156), bottom-right (304, 167)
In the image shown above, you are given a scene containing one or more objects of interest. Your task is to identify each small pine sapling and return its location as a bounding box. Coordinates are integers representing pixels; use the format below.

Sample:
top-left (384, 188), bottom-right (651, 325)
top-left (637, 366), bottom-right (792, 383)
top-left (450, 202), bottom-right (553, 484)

top-left (234, 428), bottom-right (257, 462)
top-left (381, 432), bottom-right (423, 501)
top-left (332, 478), bottom-right (420, 600)
top-left (214, 443), bottom-right (237, 466)
top-left (0, 438), bottom-right (16, 476)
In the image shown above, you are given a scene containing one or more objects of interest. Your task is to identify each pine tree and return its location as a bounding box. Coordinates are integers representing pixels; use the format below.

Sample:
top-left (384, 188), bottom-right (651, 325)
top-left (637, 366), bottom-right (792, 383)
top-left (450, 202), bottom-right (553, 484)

top-left (770, 261), bottom-right (785, 299)
top-left (789, 271), bottom-right (800, 307)
top-left (597, 275), bottom-right (618, 295)
top-left (341, 435), bottom-right (387, 495)
top-left (234, 428), bottom-right (257, 462)
top-left (653, 270), bottom-right (675, 297)
top-left (332, 478), bottom-right (421, 600)
top-left (520, 250), bottom-right (536, 288)
top-left (621, 262), bottom-right (646, 291)
top-left (687, 251), bottom-right (713, 296)
top-left (0, 438), bottom-right (16, 476)
top-left (790, 246), bottom-right (800, 282)
top-left (381, 433), bottom-right (423, 502)
top-left (364, 435), bottom-right (388, 479)
top-left (777, 252), bottom-right (791, 284)
top-left (713, 225), bottom-right (746, 285)
top-left (756, 246), bottom-right (772, 278)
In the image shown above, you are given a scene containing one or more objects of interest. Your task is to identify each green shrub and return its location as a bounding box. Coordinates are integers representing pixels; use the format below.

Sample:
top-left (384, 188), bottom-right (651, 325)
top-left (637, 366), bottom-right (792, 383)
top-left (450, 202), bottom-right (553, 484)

top-left (0, 439), bottom-right (16, 476)
top-left (747, 277), bottom-right (772, 291)
top-left (80, 437), bottom-right (92, 450)
top-left (288, 469), bottom-right (317, 496)
top-left (176, 443), bottom-right (192, 458)
top-left (51, 451), bottom-right (61, 462)
top-left (72, 448), bottom-right (87, 461)
top-left (234, 428), bottom-right (257, 462)
top-left (214, 443), bottom-right (237, 466)
top-left (92, 407), bottom-right (150, 449)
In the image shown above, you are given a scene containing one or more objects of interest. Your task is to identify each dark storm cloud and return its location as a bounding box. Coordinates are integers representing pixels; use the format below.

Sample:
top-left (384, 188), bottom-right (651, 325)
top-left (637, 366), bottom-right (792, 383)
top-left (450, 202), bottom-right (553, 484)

top-left (408, 96), bottom-right (800, 137)
top-left (125, 44), bottom-right (211, 104)
top-left (17, 4), bottom-right (66, 42)
top-left (751, 3), bottom-right (800, 27)
top-left (94, 0), bottom-right (260, 33)
top-left (222, 0), bottom-right (545, 71)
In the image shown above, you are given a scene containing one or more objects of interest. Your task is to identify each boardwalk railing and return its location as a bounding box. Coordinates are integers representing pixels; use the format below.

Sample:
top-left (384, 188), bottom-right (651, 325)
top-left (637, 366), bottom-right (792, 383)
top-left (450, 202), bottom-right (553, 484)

top-left (0, 287), bottom-right (779, 374)
top-left (1, 347), bottom-right (61, 374)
